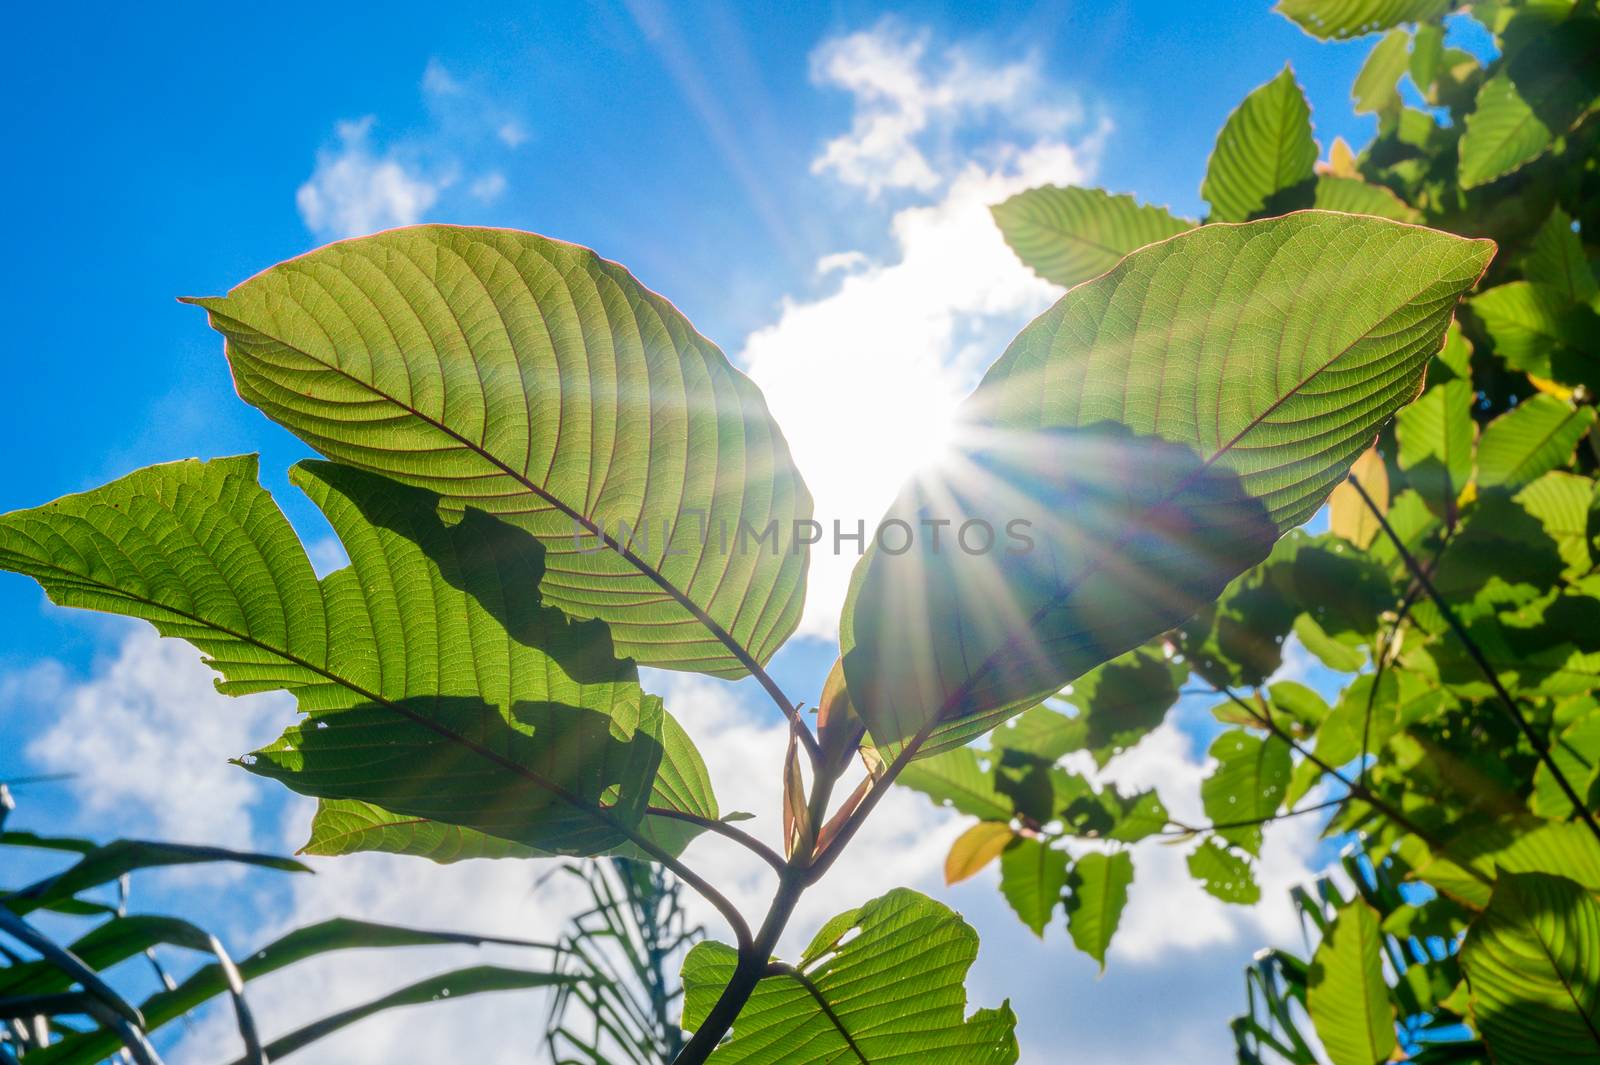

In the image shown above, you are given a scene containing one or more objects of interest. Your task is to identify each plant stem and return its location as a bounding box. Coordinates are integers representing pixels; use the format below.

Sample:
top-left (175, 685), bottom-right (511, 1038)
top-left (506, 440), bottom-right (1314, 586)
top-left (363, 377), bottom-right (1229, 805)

top-left (1347, 473), bottom-right (1600, 847)
top-left (1160, 796), bottom-right (1346, 836)
top-left (646, 808), bottom-right (786, 875)
top-left (1215, 685), bottom-right (1491, 885)
top-left (671, 865), bottom-right (810, 1065)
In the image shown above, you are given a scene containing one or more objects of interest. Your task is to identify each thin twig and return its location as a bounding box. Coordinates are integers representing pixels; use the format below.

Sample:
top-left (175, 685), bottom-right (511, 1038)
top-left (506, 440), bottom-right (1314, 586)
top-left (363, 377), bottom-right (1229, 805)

top-left (1348, 473), bottom-right (1600, 847)
top-left (644, 808), bottom-right (785, 875)
top-left (1161, 796), bottom-right (1347, 837)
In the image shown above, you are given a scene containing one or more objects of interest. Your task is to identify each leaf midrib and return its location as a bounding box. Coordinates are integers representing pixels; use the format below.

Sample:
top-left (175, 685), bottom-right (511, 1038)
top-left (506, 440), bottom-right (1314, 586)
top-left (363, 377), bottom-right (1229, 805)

top-left (207, 302), bottom-right (770, 677)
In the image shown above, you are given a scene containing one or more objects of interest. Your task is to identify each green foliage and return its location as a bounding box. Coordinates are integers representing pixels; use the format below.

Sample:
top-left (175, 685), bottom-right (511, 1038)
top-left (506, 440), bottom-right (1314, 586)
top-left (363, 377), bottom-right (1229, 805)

top-left (1460, 871), bottom-right (1600, 1064)
top-left (1306, 901), bottom-right (1395, 1065)
top-left (680, 890), bottom-right (1018, 1063)
top-left (0, 6), bottom-right (1546, 1056)
top-left (0, 787), bottom-right (569, 1063)
top-left (1201, 66), bottom-right (1318, 221)
top-left (184, 225), bottom-right (813, 679)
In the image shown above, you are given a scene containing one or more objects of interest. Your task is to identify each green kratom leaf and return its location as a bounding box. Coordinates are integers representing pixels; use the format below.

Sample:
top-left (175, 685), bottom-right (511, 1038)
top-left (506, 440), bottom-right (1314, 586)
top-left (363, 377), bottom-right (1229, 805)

top-left (1188, 840), bottom-right (1261, 904)
top-left (1457, 15), bottom-right (1600, 189)
top-left (1409, 21), bottom-right (1444, 94)
top-left (1396, 379), bottom-right (1475, 518)
top-left (1525, 207), bottom-right (1598, 304)
top-left (1409, 819), bottom-right (1600, 909)
top-left (184, 225), bottom-right (812, 679)
top-left (1202, 731), bottom-right (1293, 856)
top-left (1476, 395), bottom-right (1596, 490)
top-left (680, 889), bottom-right (1019, 1063)
top-left (1471, 282), bottom-right (1600, 386)
top-left (898, 749), bottom-right (1015, 822)
top-left (991, 185), bottom-right (1195, 289)
top-left (1066, 645), bottom-right (1185, 766)
top-left (301, 800), bottom-right (543, 862)
top-left (841, 213), bottom-right (1492, 760)
top-left (1274, 0), bottom-right (1451, 40)
top-left (1516, 472), bottom-right (1598, 578)
top-left (1065, 850), bottom-right (1133, 970)
top-left (1311, 175), bottom-right (1421, 222)
top-left (1307, 901), bottom-right (1397, 1065)
top-left (999, 837), bottom-right (1071, 937)
top-left (989, 704), bottom-right (1088, 762)
top-left (0, 456), bottom-right (713, 859)
top-left (1353, 30), bottom-right (1412, 114)
top-left (1202, 66), bottom-right (1319, 221)
top-left (1532, 706), bottom-right (1600, 819)
top-left (1461, 872), bottom-right (1600, 1064)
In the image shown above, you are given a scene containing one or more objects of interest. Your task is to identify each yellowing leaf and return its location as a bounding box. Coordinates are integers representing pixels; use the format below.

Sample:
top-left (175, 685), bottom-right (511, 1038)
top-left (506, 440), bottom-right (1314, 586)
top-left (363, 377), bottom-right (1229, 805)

top-left (1329, 447), bottom-right (1390, 548)
top-left (945, 822), bottom-right (1017, 885)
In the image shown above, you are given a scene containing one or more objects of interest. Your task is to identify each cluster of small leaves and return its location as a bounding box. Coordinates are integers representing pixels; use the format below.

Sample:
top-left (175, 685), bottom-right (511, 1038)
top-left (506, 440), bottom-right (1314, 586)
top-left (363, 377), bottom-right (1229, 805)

top-left (973, 1), bottom-right (1600, 1060)
top-left (0, 783), bottom-right (570, 1063)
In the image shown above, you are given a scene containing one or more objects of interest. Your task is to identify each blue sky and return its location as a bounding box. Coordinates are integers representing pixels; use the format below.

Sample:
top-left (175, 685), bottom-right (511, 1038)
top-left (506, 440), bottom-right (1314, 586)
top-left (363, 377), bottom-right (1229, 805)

top-left (1, 3), bottom-right (1489, 1062)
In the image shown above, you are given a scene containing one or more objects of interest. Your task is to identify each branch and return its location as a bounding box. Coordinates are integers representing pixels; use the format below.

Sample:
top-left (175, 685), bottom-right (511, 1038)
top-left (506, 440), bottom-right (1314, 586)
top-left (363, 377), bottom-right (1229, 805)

top-left (1347, 473), bottom-right (1600, 847)
top-left (1161, 796), bottom-right (1346, 837)
top-left (645, 807), bottom-right (785, 876)
top-left (1214, 685), bottom-right (1491, 886)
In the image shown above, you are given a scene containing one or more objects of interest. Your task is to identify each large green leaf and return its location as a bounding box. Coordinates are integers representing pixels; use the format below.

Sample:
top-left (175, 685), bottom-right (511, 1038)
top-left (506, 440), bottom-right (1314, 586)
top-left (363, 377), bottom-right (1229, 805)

top-left (0, 456), bottom-right (713, 858)
top-left (1471, 281), bottom-right (1600, 387)
top-left (1306, 900), bottom-right (1397, 1065)
top-left (1274, 0), bottom-right (1451, 40)
top-left (841, 213), bottom-right (1492, 760)
top-left (991, 186), bottom-right (1194, 289)
top-left (1457, 15), bottom-right (1600, 189)
top-left (185, 225), bottom-right (813, 678)
top-left (1201, 66), bottom-right (1318, 222)
top-left (300, 800), bottom-right (543, 862)
top-left (1460, 872), bottom-right (1600, 1064)
top-left (1396, 379), bottom-right (1475, 518)
top-left (1525, 207), bottom-right (1599, 304)
top-left (1476, 395), bottom-right (1596, 491)
top-left (1408, 820), bottom-right (1600, 909)
top-left (680, 889), bottom-right (1018, 1063)
top-left (1064, 850), bottom-right (1133, 970)
top-left (998, 837), bottom-right (1070, 937)
top-left (1201, 731), bottom-right (1292, 856)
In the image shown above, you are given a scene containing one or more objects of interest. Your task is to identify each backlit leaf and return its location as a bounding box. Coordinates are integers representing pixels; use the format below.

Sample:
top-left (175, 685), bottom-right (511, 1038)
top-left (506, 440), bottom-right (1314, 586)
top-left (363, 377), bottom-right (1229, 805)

top-left (842, 213), bottom-right (1492, 760)
top-left (1329, 447), bottom-right (1390, 549)
top-left (1202, 731), bottom-right (1293, 855)
top-left (1275, 0), bottom-right (1451, 40)
top-left (1396, 379), bottom-right (1475, 518)
top-left (1202, 66), bottom-right (1319, 221)
top-left (1352, 30), bottom-right (1411, 114)
top-left (1525, 207), bottom-right (1598, 304)
top-left (999, 837), bottom-right (1071, 937)
top-left (185, 225), bottom-right (813, 678)
top-left (1476, 395), bottom-right (1596, 490)
top-left (1307, 901), bottom-right (1397, 1065)
top-left (1188, 839), bottom-right (1261, 904)
top-left (945, 822), bottom-right (1016, 885)
top-left (991, 186), bottom-right (1194, 289)
top-left (680, 890), bottom-right (1019, 1063)
top-left (1460, 872), bottom-right (1600, 1064)
top-left (1065, 850), bottom-right (1133, 970)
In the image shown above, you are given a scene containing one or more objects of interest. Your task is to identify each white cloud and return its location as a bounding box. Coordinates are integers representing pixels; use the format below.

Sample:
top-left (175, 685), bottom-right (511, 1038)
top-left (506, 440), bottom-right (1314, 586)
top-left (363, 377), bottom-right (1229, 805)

top-left (296, 116), bottom-right (443, 240)
top-left (19, 628), bottom-right (289, 847)
top-left (296, 59), bottom-right (528, 240)
top-left (810, 22), bottom-right (1083, 197)
top-left (1072, 723), bottom-right (1324, 963)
